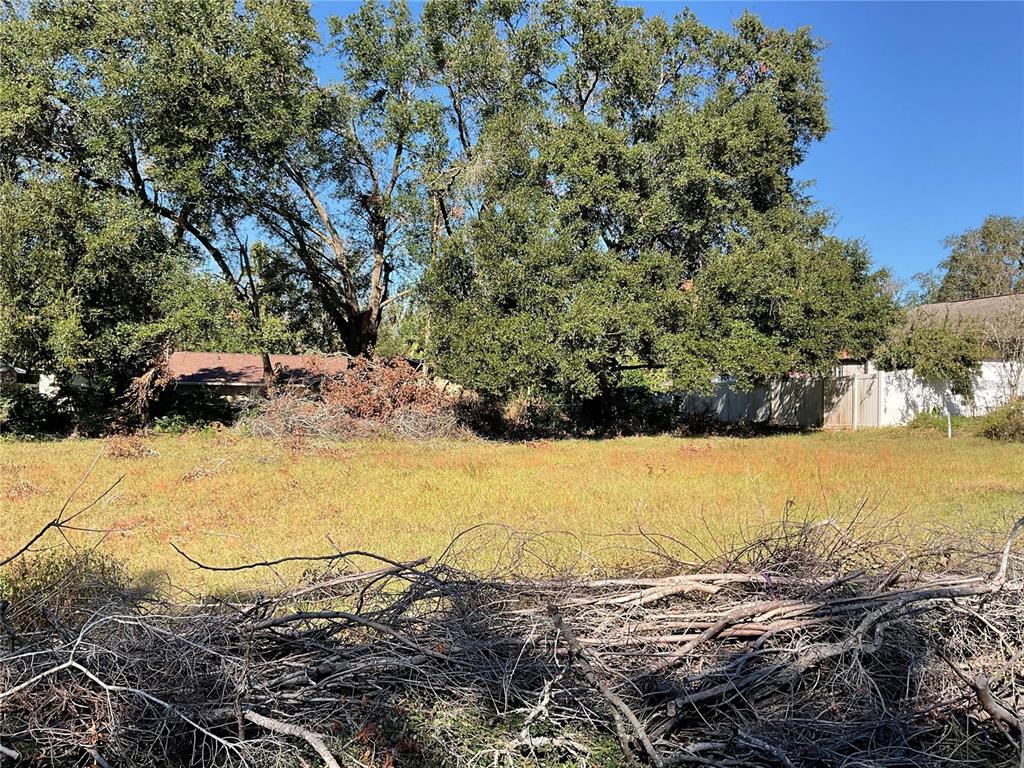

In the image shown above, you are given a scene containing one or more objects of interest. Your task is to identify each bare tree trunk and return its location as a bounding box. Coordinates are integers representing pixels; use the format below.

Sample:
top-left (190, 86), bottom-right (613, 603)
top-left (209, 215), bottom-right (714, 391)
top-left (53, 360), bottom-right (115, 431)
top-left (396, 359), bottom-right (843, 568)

top-left (261, 352), bottom-right (274, 390)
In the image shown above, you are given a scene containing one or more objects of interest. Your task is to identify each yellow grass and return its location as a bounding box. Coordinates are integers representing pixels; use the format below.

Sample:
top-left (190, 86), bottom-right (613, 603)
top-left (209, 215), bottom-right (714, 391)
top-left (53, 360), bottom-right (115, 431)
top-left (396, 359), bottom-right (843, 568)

top-left (2, 429), bottom-right (1023, 591)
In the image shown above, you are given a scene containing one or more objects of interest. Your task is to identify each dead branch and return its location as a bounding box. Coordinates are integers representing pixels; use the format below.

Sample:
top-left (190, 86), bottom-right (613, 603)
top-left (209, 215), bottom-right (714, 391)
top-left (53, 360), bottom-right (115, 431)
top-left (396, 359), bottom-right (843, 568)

top-left (1, 513), bottom-right (1021, 767)
top-left (243, 711), bottom-right (342, 768)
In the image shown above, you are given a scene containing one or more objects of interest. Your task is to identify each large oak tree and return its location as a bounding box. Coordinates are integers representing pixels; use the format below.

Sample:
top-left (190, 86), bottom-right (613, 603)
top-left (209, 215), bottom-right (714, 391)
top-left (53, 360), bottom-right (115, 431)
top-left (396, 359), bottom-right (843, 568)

top-left (1, 0), bottom-right (899, 422)
top-left (423, 0), bottom-right (897, 407)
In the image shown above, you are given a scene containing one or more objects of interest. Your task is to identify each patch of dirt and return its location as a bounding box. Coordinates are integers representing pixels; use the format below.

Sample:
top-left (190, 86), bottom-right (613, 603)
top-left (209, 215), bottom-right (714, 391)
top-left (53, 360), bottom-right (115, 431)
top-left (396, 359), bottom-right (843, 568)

top-left (106, 435), bottom-right (159, 460)
top-left (6, 479), bottom-right (47, 501)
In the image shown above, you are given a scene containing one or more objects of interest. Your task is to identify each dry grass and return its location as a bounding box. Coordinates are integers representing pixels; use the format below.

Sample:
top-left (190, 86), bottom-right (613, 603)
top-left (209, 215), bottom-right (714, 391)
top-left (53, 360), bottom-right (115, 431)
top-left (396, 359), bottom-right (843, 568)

top-left (2, 429), bottom-right (1023, 590)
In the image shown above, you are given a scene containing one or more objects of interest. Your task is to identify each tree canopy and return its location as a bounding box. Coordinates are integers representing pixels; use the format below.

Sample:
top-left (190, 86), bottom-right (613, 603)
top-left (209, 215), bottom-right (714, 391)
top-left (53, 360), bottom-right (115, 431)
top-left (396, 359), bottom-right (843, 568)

top-left (0, 0), bottom-right (899, 425)
top-left (917, 215), bottom-right (1024, 303)
top-left (423, 1), bottom-right (897, 406)
top-left (0, 178), bottom-right (178, 421)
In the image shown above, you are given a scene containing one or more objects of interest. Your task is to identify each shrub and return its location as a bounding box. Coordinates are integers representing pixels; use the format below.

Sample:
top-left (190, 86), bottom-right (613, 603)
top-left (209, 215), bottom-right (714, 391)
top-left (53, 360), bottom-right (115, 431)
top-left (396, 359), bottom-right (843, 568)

top-left (0, 386), bottom-right (68, 435)
top-left (502, 393), bottom-right (569, 439)
top-left (979, 401), bottom-right (1024, 442)
top-left (906, 410), bottom-right (971, 433)
top-left (151, 386), bottom-right (237, 431)
top-left (452, 394), bottom-right (506, 438)
top-left (0, 552), bottom-right (131, 634)
top-left (594, 381), bottom-right (677, 436)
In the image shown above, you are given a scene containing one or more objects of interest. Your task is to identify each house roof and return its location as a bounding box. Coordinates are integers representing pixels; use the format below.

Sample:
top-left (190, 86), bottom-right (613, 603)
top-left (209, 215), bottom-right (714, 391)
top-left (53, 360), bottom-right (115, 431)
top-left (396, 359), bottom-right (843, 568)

top-left (910, 293), bottom-right (1024, 326)
top-left (167, 351), bottom-right (350, 386)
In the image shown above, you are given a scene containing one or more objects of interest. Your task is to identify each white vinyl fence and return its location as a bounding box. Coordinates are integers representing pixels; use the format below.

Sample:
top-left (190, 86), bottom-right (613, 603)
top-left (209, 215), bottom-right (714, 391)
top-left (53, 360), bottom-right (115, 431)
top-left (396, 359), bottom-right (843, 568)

top-left (678, 377), bottom-right (825, 428)
top-left (876, 361), bottom-right (1023, 425)
top-left (678, 361), bottom-right (1023, 429)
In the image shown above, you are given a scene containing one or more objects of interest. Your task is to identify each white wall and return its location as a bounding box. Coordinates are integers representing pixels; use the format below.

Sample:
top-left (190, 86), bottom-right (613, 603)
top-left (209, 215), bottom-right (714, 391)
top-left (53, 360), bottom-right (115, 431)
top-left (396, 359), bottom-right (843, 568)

top-left (677, 362), bottom-right (1023, 429)
top-left (879, 361), bottom-right (1023, 426)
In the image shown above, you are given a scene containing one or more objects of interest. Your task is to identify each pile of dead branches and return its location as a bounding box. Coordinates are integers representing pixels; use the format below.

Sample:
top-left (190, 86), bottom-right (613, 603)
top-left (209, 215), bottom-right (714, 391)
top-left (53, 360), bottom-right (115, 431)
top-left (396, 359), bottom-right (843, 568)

top-left (241, 357), bottom-right (465, 441)
top-left (1, 517), bottom-right (1022, 767)
top-left (242, 390), bottom-right (463, 440)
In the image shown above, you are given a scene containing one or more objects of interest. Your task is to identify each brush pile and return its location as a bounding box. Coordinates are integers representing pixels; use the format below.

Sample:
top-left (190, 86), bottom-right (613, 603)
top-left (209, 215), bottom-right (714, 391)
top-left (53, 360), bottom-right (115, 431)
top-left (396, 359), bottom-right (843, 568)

top-left (242, 357), bottom-right (465, 441)
top-left (1, 519), bottom-right (1022, 767)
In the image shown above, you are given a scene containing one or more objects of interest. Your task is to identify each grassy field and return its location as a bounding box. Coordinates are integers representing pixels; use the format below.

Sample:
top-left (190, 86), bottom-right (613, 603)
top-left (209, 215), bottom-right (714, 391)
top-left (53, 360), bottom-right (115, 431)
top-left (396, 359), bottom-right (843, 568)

top-left (2, 428), bottom-right (1023, 590)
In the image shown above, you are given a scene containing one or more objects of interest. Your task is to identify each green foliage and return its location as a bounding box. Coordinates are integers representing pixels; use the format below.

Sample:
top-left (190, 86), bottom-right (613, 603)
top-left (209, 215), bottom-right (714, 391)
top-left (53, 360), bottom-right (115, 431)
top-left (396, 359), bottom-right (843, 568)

top-left (905, 410), bottom-right (971, 433)
top-left (0, 386), bottom-right (68, 435)
top-left (0, 179), bottom-right (179, 429)
top-left (594, 370), bottom-right (678, 436)
top-left (153, 266), bottom-right (300, 355)
top-left (501, 392), bottom-right (571, 440)
top-left (151, 387), bottom-right (238, 432)
top-left (0, 0), bottom-right (901, 432)
top-left (979, 400), bottom-right (1024, 442)
top-left (424, 3), bottom-right (897, 408)
top-left (916, 215), bottom-right (1024, 302)
top-left (876, 321), bottom-right (984, 399)
top-left (0, 552), bottom-right (129, 633)
top-left (372, 300), bottom-right (428, 360)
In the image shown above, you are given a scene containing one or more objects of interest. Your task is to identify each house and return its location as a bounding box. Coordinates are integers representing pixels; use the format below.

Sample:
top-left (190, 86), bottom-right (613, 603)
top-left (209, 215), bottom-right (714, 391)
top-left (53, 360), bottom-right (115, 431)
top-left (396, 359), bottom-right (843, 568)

top-left (909, 292), bottom-right (1024, 330)
top-left (166, 351), bottom-right (351, 400)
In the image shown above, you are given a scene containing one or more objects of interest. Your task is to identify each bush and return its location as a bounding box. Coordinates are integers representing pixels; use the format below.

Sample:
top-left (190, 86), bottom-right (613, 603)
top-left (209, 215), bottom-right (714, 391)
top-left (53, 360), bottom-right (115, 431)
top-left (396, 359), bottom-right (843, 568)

top-left (151, 386), bottom-right (238, 432)
top-left (0, 386), bottom-right (68, 435)
top-left (502, 393), bottom-right (569, 439)
top-left (906, 410), bottom-right (971, 433)
top-left (594, 382), bottom-right (677, 436)
top-left (0, 551), bottom-right (131, 634)
top-left (979, 401), bottom-right (1024, 442)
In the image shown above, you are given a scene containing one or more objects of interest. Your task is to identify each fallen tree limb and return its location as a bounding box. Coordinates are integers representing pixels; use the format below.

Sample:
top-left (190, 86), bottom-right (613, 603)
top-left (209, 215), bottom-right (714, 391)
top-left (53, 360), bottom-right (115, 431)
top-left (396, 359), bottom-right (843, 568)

top-left (0, 514), bottom-right (1020, 767)
top-left (244, 711), bottom-right (342, 768)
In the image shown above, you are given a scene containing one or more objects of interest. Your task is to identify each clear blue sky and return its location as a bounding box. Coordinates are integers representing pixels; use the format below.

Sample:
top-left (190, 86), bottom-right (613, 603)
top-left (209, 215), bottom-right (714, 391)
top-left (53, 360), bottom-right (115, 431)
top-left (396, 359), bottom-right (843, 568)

top-left (311, 1), bottom-right (1024, 286)
top-left (681, 1), bottom-right (1024, 287)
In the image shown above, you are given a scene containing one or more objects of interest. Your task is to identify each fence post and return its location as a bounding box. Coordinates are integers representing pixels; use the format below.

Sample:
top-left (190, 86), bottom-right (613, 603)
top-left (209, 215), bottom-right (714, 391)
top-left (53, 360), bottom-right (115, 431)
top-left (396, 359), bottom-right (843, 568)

top-left (852, 377), bottom-right (859, 431)
top-left (876, 371), bottom-right (883, 428)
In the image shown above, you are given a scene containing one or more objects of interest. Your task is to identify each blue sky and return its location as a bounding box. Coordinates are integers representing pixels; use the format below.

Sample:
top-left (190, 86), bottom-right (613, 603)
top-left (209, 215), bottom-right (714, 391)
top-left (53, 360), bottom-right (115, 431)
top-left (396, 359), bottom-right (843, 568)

top-left (682, 1), bottom-right (1024, 287)
top-left (311, 1), bottom-right (1024, 287)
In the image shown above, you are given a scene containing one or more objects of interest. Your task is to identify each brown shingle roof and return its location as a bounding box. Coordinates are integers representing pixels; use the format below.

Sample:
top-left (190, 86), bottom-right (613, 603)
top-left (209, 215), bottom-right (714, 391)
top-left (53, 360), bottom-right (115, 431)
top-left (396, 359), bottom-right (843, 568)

top-left (910, 293), bottom-right (1024, 326)
top-left (168, 352), bottom-right (350, 386)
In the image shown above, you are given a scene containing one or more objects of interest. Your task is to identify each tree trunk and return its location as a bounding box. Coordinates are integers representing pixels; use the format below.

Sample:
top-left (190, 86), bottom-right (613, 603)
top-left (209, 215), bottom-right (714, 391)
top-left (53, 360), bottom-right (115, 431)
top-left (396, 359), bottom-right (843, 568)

top-left (261, 351), bottom-right (275, 391)
top-left (343, 310), bottom-right (379, 358)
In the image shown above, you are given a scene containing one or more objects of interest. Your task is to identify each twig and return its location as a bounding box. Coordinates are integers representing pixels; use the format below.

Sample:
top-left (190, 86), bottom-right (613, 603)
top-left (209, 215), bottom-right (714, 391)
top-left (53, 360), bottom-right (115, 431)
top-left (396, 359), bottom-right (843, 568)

top-left (244, 711), bottom-right (341, 768)
top-left (994, 515), bottom-right (1024, 586)
top-left (1, 453), bottom-right (122, 567)
top-left (548, 604), bottom-right (662, 767)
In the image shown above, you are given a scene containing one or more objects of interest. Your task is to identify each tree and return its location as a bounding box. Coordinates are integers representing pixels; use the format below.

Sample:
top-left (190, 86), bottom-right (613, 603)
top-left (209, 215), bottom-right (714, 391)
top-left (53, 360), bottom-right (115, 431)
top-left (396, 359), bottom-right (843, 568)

top-left (875, 320), bottom-right (983, 401)
top-left (262, 0), bottom-right (447, 354)
top-left (917, 215), bottom-right (1024, 302)
top-left (152, 264), bottom-right (302, 355)
top-left (0, 0), bottom-right (901, 429)
top-left (423, 1), bottom-right (897, 413)
top-left (0, 178), bottom-right (178, 426)
top-left (0, 0), bottom-right (434, 359)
